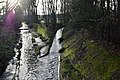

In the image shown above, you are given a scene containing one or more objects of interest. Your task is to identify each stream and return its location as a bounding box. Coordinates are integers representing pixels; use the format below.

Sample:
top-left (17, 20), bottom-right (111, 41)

top-left (0, 22), bottom-right (64, 80)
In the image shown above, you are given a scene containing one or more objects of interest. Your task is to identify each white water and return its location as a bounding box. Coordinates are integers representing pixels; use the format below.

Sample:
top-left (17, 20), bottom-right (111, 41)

top-left (0, 22), bottom-right (64, 80)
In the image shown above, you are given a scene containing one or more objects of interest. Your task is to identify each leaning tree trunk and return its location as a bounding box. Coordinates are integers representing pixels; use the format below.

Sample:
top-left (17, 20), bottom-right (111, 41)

top-left (117, 0), bottom-right (120, 20)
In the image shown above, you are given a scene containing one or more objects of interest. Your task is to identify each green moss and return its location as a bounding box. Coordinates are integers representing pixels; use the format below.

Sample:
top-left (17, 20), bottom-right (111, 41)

top-left (80, 41), bottom-right (120, 80)
top-left (61, 33), bottom-right (120, 80)
top-left (61, 58), bottom-right (82, 80)
top-left (32, 23), bottom-right (49, 42)
top-left (64, 48), bottom-right (76, 58)
top-left (37, 24), bottom-right (49, 41)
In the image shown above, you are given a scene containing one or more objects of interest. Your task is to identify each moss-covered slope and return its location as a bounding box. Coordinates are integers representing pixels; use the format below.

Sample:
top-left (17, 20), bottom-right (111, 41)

top-left (60, 27), bottom-right (120, 80)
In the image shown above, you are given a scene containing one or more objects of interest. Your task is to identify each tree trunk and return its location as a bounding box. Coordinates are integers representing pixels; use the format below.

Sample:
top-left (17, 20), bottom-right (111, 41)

top-left (113, 0), bottom-right (117, 20)
top-left (107, 0), bottom-right (110, 13)
top-left (117, 0), bottom-right (120, 20)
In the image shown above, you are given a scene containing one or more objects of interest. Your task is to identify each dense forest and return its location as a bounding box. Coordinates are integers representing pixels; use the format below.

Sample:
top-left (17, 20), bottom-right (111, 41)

top-left (60, 0), bottom-right (120, 80)
top-left (63, 0), bottom-right (120, 47)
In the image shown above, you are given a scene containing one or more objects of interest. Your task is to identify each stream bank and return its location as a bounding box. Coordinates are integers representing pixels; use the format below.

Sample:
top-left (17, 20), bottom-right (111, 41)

top-left (0, 24), bottom-right (19, 76)
top-left (0, 22), bottom-right (64, 80)
top-left (60, 26), bottom-right (120, 80)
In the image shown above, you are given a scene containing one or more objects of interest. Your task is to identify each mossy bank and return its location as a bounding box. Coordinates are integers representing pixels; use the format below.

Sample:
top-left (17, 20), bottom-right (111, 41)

top-left (60, 26), bottom-right (120, 80)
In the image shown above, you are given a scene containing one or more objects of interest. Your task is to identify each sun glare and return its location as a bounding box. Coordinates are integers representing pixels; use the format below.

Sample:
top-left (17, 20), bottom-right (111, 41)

top-left (8, 0), bottom-right (21, 9)
top-left (0, 0), bottom-right (21, 10)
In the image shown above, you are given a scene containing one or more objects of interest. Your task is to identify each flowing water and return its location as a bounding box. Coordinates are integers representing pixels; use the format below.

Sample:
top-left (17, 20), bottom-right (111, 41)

top-left (0, 23), bottom-right (64, 80)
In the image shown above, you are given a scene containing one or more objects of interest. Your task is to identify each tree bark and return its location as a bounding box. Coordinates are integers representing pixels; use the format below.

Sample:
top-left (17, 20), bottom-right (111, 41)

top-left (117, 0), bottom-right (120, 20)
top-left (107, 0), bottom-right (110, 10)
